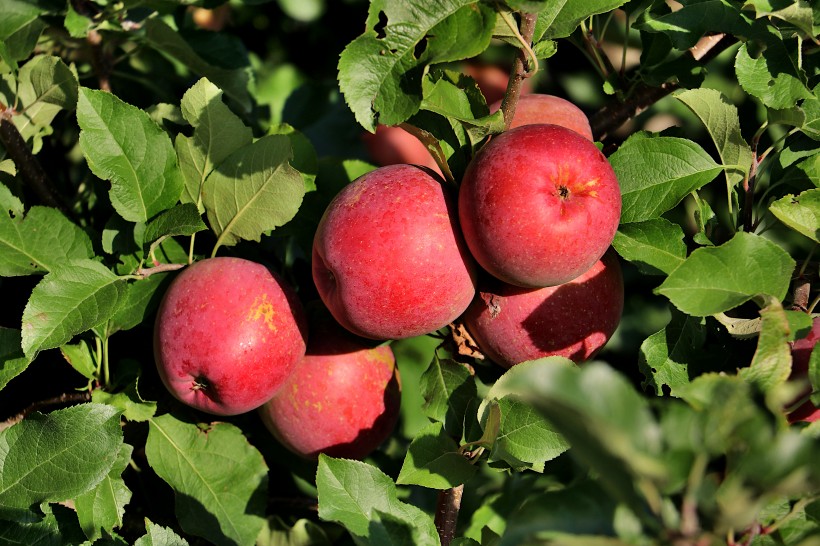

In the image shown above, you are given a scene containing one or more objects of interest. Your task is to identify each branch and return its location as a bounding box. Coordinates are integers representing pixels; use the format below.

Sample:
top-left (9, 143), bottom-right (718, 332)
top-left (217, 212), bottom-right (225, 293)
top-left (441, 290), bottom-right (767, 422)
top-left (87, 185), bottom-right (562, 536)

top-left (0, 391), bottom-right (92, 431)
top-left (0, 113), bottom-right (76, 220)
top-left (434, 484), bottom-right (464, 546)
top-left (591, 34), bottom-right (733, 141)
top-left (499, 12), bottom-right (539, 131)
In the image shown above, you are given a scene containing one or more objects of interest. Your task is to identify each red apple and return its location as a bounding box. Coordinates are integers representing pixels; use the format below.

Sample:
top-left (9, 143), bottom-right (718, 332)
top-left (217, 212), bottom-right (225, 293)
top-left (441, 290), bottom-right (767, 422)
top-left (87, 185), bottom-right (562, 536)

top-left (462, 251), bottom-right (624, 368)
top-left (361, 125), bottom-right (441, 175)
top-left (788, 317), bottom-right (820, 424)
top-left (153, 257), bottom-right (308, 416)
top-left (312, 164), bottom-right (477, 339)
top-left (259, 311), bottom-right (401, 459)
top-left (458, 123), bottom-right (621, 288)
top-left (464, 62), bottom-right (532, 106)
top-left (491, 94), bottom-right (594, 141)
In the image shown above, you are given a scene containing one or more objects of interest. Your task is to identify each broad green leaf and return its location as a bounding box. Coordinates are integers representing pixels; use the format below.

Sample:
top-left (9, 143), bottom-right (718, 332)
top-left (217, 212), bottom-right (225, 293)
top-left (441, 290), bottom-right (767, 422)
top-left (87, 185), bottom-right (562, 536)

top-left (802, 85), bottom-right (820, 141)
top-left (338, 1), bottom-right (495, 131)
top-left (499, 362), bottom-right (666, 526)
top-left (202, 134), bottom-right (305, 252)
top-left (635, 0), bottom-right (752, 49)
top-left (0, 0), bottom-right (45, 41)
top-left (145, 414), bottom-right (267, 546)
top-left (143, 203), bottom-right (207, 245)
top-left (257, 517), bottom-right (331, 546)
top-left (78, 88), bottom-right (184, 223)
top-left (92, 379), bottom-right (157, 422)
top-left (1, 17), bottom-right (46, 66)
top-left (0, 327), bottom-right (29, 392)
top-left (134, 520), bottom-right (190, 546)
top-left (108, 273), bottom-right (173, 335)
top-left (609, 134), bottom-right (723, 223)
top-left (770, 188), bottom-right (820, 243)
top-left (612, 218), bottom-right (687, 276)
top-left (0, 179), bottom-right (23, 216)
top-left (735, 30), bottom-right (813, 110)
top-left (740, 300), bottom-right (792, 392)
top-left (396, 421), bottom-right (476, 489)
top-left (0, 206), bottom-right (93, 276)
top-left (0, 503), bottom-right (85, 545)
top-left (27, 55), bottom-right (78, 109)
top-left (656, 232), bottom-right (795, 316)
top-left (0, 403), bottom-right (123, 513)
top-left (675, 88), bottom-right (753, 189)
top-left (269, 123), bottom-right (319, 193)
top-left (74, 443), bottom-right (133, 542)
top-left (175, 78), bottom-right (253, 210)
top-left (316, 455), bottom-right (440, 546)
top-left (60, 338), bottom-right (97, 381)
top-left (144, 19), bottom-right (252, 112)
top-left (489, 395), bottom-right (570, 472)
top-left (21, 259), bottom-right (127, 360)
top-left (546, 0), bottom-right (630, 38)
top-left (64, 2), bottom-right (92, 38)
top-left (639, 311), bottom-right (707, 396)
top-left (419, 355), bottom-right (477, 438)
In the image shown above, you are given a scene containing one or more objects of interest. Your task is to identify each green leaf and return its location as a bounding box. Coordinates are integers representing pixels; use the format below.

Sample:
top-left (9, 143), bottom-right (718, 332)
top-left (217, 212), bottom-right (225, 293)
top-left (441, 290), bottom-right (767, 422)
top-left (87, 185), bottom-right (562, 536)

top-left (338, 1), bottom-right (496, 131)
top-left (735, 28), bottom-right (813, 110)
top-left (612, 218), bottom-right (687, 275)
top-left (546, 0), bottom-right (630, 38)
top-left (27, 55), bottom-right (78, 109)
top-left (202, 134), bottom-right (305, 253)
top-left (145, 414), bottom-right (267, 546)
top-left (143, 203), bottom-right (207, 245)
top-left (639, 310), bottom-right (707, 396)
top-left (60, 338), bottom-right (97, 381)
top-left (316, 455), bottom-right (440, 546)
top-left (92, 379), bottom-right (157, 422)
top-left (74, 443), bottom-right (133, 542)
top-left (810, 344), bottom-right (820, 407)
top-left (1, 17), bottom-right (46, 66)
top-left (21, 259), bottom-right (127, 360)
top-left (609, 134), bottom-right (723, 224)
top-left (396, 422), bottom-right (476, 489)
top-left (175, 78), bottom-right (253, 211)
top-left (635, 0), bottom-right (752, 49)
top-left (656, 232), bottom-right (795, 316)
top-left (269, 123), bottom-right (319, 193)
top-left (257, 517), bottom-right (331, 546)
top-left (144, 19), bottom-right (252, 112)
top-left (770, 188), bottom-right (820, 243)
top-left (0, 403), bottom-right (123, 514)
top-left (675, 88), bottom-right (753, 189)
top-left (0, 503), bottom-right (86, 545)
top-left (0, 327), bottom-right (29, 392)
top-left (740, 300), bottom-right (792, 392)
top-left (0, 0), bottom-right (45, 41)
top-left (134, 520), bottom-right (190, 546)
top-left (64, 2), bottom-right (92, 38)
top-left (0, 206), bottom-right (93, 276)
top-left (78, 88), bottom-right (184, 223)
top-left (419, 355), bottom-right (477, 438)
top-left (107, 273), bottom-right (173, 335)
top-left (0, 180), bottom-right (23, 217)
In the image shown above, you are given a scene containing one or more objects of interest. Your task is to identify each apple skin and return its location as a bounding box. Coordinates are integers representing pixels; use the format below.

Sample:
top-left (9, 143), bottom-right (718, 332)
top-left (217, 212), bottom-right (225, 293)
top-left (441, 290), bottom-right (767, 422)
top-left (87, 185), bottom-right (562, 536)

top-left (491, 94), bottom-right (593, 141)
top-left (788, 317), bottom-right (820, 423)
top-left (259, 313), bottom-right (401, 459)
top-left (361, 125), bottom-right (441, 175)
top-left (462, 251), bottom-right (623, 368)
top-left (312, 164), bottom-right (477, 340)
top-left (153, 257), bottom-right (308, 416)
top-left (458, 123), bottom-right (621, 288)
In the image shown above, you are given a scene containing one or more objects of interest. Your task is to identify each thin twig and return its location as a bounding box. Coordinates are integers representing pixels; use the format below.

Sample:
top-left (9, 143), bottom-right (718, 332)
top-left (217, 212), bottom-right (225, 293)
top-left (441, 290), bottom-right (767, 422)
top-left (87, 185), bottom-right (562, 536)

top-left (434, 484), bottom-right (464, 546)
top-left (0, 391), bottom-right (92, 431)
top-left (499, 12), bottom-right (538, 131)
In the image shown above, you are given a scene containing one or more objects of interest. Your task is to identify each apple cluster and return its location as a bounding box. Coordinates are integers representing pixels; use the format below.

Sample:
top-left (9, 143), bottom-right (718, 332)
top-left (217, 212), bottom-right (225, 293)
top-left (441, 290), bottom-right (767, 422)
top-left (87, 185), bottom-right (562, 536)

top-left (151, 91), bottom-right (624, 462)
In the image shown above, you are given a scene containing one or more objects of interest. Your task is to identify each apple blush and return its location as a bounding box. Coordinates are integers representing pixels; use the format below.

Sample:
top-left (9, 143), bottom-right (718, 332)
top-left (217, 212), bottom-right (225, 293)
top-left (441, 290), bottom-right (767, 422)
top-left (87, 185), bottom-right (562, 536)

top-left (153, 257), bottom-right (308, 416)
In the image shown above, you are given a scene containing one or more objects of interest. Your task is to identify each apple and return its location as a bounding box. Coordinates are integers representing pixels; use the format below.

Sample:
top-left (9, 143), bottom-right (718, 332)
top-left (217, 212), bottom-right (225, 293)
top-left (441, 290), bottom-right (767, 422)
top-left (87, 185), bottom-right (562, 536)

top-left (462, 251), bottom-right (624, 368)
top-left (491, 94), bottom-right (594, 141)
top-left (361, 125), bottom-right (441, 174)
top-left (458, 123), bottom-right (621, 288)
top-left (153, 257), bottom-right (308, 416)
top-left (464, 62), bottom-right (532, 106)
top-left (788, 317), bottom-right (820, 423)
top-left (259, 310), bottom-right (401, 459)
top-left (312, 164), bottom-right (477, 339)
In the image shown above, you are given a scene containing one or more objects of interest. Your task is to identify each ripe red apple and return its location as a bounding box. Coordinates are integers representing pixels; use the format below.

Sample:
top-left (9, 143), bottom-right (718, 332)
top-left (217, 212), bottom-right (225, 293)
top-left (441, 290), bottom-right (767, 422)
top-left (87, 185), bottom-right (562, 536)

top-left (462, 251), bottom-right (623, 368)
top-left (361, 125), bottom-right (441, 175)
top-left (259, 311), bottom-right (401, 459)
top-left (153, 257), bottom-right (308, 416)
top-left (312, 164), bottom-right (477, 340)
top-left (491, 94), bottom-right (594, 141)
top-left (458, 124), bottom-right (621, 288)
top-left (788, 317), bottom-right (820, 423)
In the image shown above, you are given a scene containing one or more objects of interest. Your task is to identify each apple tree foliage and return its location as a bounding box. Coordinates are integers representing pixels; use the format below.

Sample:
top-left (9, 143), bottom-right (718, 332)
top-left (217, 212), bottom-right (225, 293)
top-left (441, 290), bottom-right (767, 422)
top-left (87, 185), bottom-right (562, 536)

top-left (0, 0), bottom-right (819, 544)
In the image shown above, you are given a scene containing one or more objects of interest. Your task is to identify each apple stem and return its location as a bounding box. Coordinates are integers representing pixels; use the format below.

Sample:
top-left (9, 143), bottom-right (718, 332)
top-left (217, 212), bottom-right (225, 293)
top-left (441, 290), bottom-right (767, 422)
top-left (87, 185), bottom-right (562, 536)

top-left (499, 12), bottom-right (538, 132)
top-left (434, 484), bottom-right (464, 546)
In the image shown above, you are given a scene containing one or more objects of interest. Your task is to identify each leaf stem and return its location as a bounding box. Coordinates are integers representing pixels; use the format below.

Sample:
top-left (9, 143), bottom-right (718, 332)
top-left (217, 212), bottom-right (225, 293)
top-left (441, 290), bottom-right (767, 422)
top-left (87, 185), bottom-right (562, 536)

top-left (434, 484), bottom-right (464, 546)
